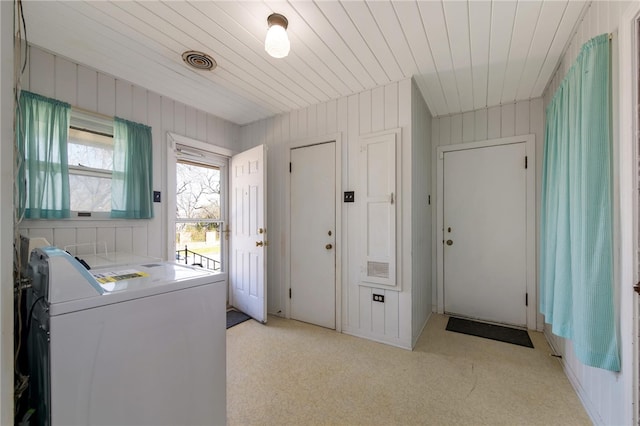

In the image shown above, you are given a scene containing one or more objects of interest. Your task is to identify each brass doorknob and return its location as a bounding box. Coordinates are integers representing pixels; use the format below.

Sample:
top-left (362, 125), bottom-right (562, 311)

top-left (326, 244), bottom-right (333, 250)
top-left (446, 240), bottom-right (453, 246)
top-left (256, 241), bottom-right (264, 247)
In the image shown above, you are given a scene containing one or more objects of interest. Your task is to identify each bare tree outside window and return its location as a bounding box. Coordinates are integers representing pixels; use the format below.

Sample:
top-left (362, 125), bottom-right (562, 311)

top-left (175, 161), bottom-right (222, 270)
top-left (176, 162), bottom-right (221, 220)
top-left (68, 128), bottom-right (113, 212)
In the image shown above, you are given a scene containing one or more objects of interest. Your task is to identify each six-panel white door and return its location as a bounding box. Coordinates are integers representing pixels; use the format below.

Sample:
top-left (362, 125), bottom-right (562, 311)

top-left (230, 145), bottom-right (267, 323)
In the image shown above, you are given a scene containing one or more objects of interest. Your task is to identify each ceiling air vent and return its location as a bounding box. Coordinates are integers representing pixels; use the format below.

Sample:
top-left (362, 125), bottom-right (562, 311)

top-left (182, 50), bottom-right (217, 71)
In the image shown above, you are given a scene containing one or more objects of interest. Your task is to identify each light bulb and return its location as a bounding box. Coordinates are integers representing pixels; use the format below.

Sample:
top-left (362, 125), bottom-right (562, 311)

top-left (265, 22), bottom-right (290, 58)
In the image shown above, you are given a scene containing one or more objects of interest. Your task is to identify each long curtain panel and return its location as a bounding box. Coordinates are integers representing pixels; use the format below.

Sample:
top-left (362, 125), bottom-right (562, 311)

top-left (540, 34), bottom-right (619, 371)
top-left (17, 91), bottom-right (71, 219)
top-left (111, 117), bottom-right (153, 219)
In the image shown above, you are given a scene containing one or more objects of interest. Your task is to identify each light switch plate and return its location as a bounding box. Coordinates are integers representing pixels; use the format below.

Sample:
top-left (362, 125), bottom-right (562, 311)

top-left (344, 191), bottom-right (355, 203)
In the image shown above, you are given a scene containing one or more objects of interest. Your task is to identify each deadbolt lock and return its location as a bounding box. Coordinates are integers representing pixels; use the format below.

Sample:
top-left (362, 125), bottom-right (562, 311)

top-left (446, 240), bottom-right (453, 246)
top-left (258, 228), bottom-right (265, 234)
top-left (326, 244), bottom-right (333, 250)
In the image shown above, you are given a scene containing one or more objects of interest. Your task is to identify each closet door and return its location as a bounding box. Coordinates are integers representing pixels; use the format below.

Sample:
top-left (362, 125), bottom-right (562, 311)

top-left (359, 131), bottom-right (398, 288)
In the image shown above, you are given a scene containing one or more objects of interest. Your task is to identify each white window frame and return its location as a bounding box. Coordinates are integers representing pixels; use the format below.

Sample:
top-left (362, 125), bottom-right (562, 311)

top-left (67, 108), bottom-right (114, 219)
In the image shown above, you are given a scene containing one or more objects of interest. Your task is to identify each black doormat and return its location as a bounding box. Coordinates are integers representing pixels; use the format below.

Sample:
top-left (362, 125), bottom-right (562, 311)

top-left (446, 317), bottom-right (534, 348)
top-left (227, 310), bottom-right (251, 329)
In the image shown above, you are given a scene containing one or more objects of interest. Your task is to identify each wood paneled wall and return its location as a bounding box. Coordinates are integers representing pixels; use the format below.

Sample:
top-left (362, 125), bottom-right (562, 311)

top-left (19, 46), bottom-right (240, 260)
top-left (240, 78), bottom-right (429, 349)
top-left (411, 80), bottom-right (432, 345)
top-left (542, 2), bottom-right (633, 425)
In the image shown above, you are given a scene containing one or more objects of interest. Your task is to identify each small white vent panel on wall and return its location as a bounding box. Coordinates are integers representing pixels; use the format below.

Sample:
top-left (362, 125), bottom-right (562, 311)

top-left (367, 261), bottom-right (389, 279)
top-left (359, 130), bottom-right (398, 288)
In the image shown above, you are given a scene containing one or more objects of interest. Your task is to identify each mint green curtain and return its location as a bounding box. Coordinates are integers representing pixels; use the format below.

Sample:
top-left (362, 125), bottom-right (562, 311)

top-left (540, 34), bottom-right (619, 371)
top-left (111, 117), bottom-right (153, 219)
top-left (17, 91), bottom-right (71, 219)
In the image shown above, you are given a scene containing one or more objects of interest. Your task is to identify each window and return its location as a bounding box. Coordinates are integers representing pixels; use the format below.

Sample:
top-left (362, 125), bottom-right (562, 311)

top-left (175, 159), bottom-right (224, 271)
top-left (18, 91), bottom-right (153, 219)
top-left (68, 110), bottom-right (114, 214)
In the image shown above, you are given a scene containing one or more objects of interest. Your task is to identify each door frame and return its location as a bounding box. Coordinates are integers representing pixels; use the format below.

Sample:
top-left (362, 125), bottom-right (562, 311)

top-left (436, 134), bottom-right (537, 330)
top-left (285, 133), bottom-right (343, 332)
top-left (618, 3), bottom-right (640, 423)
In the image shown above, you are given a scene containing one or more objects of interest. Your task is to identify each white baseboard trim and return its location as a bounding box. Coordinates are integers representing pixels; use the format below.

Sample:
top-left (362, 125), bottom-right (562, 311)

top-left (412, 311), bottom-right (431, 348)
top-left (341, 327), bottom-right (412, 350)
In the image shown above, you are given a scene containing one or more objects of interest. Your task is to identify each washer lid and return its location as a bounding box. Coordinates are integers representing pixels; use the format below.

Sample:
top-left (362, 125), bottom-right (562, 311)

top-left (49, 262), bottom-right (226, 316)
top-left (94, 262), bottom-right (214, 293)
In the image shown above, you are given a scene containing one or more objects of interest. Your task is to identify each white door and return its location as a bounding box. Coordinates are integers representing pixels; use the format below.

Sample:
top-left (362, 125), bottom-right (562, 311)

top-left (230, 145), bottom-right (267, 323)
top-left (290, 142), bottom-right (336, 329)
top-left (443, 142), bottom-right (527, 326)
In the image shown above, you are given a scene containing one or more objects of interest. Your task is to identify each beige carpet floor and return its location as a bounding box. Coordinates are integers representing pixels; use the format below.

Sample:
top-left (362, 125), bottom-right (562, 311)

top-left (227, 314), bottom-right (591, 426)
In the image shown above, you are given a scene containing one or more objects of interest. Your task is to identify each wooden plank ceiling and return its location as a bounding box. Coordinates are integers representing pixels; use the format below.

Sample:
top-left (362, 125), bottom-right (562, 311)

top-left (22, 0), bottom-right (588, 125)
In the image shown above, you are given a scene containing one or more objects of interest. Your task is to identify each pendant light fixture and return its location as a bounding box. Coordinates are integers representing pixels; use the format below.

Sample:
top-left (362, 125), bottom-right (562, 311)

top-left (265, 13), bottom-right (290, 59)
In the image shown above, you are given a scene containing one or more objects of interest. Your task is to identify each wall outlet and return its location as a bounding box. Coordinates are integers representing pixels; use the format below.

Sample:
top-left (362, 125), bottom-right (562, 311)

top-left (372, 294), bottom-right (384, 303)
top-left (153, 191), bottom-right (161, 203)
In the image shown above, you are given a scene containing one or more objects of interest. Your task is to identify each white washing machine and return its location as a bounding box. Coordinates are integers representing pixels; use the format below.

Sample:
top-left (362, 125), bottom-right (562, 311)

top-left (27, 247), bottom-right (227, 426)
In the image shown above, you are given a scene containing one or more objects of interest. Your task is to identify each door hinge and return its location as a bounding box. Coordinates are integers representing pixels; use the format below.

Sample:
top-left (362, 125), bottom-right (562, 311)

top-left (634, 282), bottom-right (640, 295)
top-left (428, 195), bottom-right (431, 205)
top-left (525, 156), bottom-right (528, 169)
top-left (525, 293), bottom-right (529, 306)
top-left (289, 162), bottom-right (292, 173)
top-left (289, 288), bottom-right (292, 299)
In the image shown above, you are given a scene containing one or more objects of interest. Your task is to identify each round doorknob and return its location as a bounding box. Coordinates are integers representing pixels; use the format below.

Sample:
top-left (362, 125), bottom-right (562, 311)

top-left (325, 244), bottom-right (333, 250)
top-left (256, 241), bottom-right (264, 247)
top-left (446, 240), bottom-right (453, 246)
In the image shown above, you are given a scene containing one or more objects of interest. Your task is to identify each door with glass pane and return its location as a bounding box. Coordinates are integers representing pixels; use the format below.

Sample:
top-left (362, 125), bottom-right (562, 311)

top-left (170, 141), bottom-right (266, 323)
top-left (175, 159), bottom-right (225, 273)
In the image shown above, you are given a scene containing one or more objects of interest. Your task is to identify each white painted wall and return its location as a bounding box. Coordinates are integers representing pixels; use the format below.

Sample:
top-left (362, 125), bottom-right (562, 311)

top-left (240, 78), bottom-right (431, 349)
top-left (10, 45), bottom-right (240, 422)
top-left (430, 99), bottom-right (545, 327)
top-left (541, 2), bottom-right (634, 425)
top-left (1, 2), bottom-right (14, 422)
top-left (19, 46), bottom-right (240, 258)
top-left (411, 80), bottom-right (432, 346)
